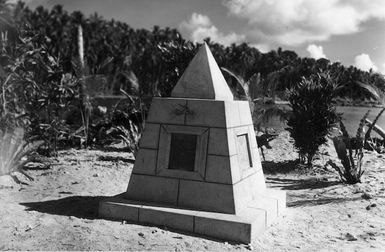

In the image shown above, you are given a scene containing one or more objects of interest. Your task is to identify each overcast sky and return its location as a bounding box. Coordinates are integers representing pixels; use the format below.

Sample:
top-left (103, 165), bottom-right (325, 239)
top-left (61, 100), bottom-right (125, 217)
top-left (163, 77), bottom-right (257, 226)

top-left (23, 0), bottom-right (385, 73)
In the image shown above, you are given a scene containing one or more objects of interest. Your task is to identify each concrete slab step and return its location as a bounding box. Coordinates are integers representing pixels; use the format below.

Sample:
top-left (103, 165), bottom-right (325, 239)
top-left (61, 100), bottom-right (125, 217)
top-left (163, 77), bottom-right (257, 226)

top-left (99, 189), bottom-right (285, 243)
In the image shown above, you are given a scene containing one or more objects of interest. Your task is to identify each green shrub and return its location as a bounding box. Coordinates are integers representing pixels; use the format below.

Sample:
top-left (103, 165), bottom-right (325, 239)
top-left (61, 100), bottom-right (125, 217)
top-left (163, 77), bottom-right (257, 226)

top-left (286, 72), bottom-right (339, 165)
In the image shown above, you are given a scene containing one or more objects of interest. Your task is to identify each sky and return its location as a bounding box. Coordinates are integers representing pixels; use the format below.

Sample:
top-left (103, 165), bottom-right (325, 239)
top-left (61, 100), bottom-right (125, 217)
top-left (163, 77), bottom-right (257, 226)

top-left (21, 0), bottom-right (385, 74)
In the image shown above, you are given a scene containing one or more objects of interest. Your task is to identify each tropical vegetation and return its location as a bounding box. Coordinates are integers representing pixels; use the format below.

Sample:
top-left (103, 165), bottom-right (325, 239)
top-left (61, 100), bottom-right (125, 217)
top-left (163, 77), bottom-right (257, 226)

top-left (0, 1), bottom-right (384, 180)
top-left (328, 108), bottom-right (385, 184)
top-left (286, 72), bottom-right (340, 165)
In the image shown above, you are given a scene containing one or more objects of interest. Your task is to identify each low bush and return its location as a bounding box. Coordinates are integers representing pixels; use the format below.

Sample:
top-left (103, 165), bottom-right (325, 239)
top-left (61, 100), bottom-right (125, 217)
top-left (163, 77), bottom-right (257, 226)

top-left (286, 72), bottom-right (339, 165)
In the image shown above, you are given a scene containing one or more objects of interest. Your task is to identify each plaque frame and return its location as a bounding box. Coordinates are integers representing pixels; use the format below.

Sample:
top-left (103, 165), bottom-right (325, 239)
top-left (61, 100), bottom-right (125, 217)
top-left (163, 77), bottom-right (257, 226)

top-left (157, 125), bottom-right (209, 180)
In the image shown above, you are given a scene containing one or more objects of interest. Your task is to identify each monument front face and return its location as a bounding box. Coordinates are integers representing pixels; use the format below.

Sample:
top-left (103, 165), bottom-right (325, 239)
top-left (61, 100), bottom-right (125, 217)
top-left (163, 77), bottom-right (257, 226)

top-left (125, 97), bottom-right (266, 214)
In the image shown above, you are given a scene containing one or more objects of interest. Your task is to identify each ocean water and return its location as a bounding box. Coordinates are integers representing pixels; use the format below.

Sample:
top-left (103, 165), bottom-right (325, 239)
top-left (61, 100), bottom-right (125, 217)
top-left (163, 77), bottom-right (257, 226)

top-left (258, 105), bottom-right (385, 138)
top-left (337, 106), bottom-right (385, 137)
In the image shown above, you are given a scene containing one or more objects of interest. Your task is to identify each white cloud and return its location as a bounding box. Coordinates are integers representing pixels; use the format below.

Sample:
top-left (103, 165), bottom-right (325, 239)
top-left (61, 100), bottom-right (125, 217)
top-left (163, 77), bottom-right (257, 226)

top-left (249, 43), bottom-right (270, 53)
top-left (224, 0), bottom-right (385, 46)
top-left (354, 54), bottom-right (378, 72)
top-left (180, 13), bottom-right (245, 46)
top-left (306, 44), bottom-right (327, 59)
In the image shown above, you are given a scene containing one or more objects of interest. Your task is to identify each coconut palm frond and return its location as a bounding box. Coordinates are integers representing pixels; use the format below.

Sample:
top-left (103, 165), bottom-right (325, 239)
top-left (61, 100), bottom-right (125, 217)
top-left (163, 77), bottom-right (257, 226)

top-left (356, 80), bottom-right (381, 102)
top-left (221, 67), bottom-right (249, 97)
top-left (221, 67), bottom-right (245, 88)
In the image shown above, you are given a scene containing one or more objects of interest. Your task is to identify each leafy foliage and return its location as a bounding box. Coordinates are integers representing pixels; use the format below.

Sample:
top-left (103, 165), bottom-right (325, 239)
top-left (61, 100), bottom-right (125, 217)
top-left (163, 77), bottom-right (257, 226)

top-left (286, 73), bottom-right (340, 165)
top-left (1, 2), bottom-right (385, 158)
top-left (221, 67), bottom-right (289, 130)
top-left (221, 67), bottom-right (260, 113)
top-left (364, 108), bottom-right (385, 153)
top-left (0, 127), bottom-right (43, 180)
top-left (327, 109), bottom-right (384, 184)
top-left (7, 2), bottom-right (384, 102)
top-left (108, 94), bottom-right (145, 155)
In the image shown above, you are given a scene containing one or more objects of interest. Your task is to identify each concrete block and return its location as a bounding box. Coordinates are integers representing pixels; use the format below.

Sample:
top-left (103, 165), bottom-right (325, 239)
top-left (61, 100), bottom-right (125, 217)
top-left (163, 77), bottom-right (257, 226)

top-left (205, 154), bottom-right (240, 184)
top-left (233, 179), bottom-right (252, 213)
top-left (99, 199), bottom-right (139, 222)
top-left (233, 171), bottom-right (266, 213)
top-left (233, 125), bottom-right (256, 149)
top-left (146, 98), bottom-right (186, 125)
top-left (240, 207), bottom-right (267, 239)
top-left (251, 147), bottom-right (263, 171)
top-left (263, 189), bottom-right (286, 216)
top-left (178, 180), bottom-right (236, 214)
top-left (194, 208), bottom-right (266, 243)
top-left (226, 128), bottom-right (239, 156)
top-left (194, 215), bottom-right (250, 243)
top-left (139, 207), bottom-right (195, 232)
top-left (248, 196), bottom-right (277, 227)
top-left (98, 194), bottom-right (277, 244)
top-left (224, 101), bottom-right (241, 128)
top-left (247, 125), bottom-right (258, 149)
top-left (238, 101), bottom-right (253, 126)
top-left (185, 100), bottom-right (226, 127)
top-left (250, 169), bottom-right (267, 191)
top-left (208, 128), bottom-right (237, 156)
top-left (139, 123), bottom-right (160, 149)
top-left (131, 149), bottom-right (158, 175)
top-left (125, 174), bottom-right (179, 206)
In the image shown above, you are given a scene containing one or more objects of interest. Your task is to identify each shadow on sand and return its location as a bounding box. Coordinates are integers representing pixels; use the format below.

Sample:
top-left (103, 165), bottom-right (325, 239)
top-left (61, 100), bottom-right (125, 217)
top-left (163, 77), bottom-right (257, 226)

top-left (20, 196), bottom-right (238, 244)
top-left (262, 160), bottom-right (303, 174)
top-left (21, 196), bottom-right (108, 220)
top-left (261, 160), bottom-right (362, 207)
top-left (266, 177), bottom-right (340, 190)
top-left (286, 196), bottom-right (362, 208)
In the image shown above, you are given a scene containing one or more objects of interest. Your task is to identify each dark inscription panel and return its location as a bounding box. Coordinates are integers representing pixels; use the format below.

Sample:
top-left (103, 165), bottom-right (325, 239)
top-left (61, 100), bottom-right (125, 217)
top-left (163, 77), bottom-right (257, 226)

top-left (237, 134), bottom-right (252, 170)
top-left (168, 133), bottom-right (197, 171)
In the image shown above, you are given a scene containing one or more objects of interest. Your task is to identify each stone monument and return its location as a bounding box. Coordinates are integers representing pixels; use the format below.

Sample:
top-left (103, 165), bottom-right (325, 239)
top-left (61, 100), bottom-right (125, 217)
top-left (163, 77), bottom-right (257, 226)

top-left (99, 43), bottom-right (285, 243)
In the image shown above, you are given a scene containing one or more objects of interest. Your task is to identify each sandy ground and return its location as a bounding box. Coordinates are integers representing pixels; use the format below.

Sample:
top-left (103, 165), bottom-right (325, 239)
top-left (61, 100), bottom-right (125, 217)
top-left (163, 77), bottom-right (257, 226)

top-left (0, 132), bottom-right (384, 251)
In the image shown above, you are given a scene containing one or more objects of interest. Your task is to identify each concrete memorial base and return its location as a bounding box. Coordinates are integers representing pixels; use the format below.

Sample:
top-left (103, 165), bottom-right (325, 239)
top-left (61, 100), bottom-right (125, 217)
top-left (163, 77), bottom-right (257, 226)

top-left (98, 43), bottom-right (286, 243)
top-left (99, 189), bottom-right (285, 243)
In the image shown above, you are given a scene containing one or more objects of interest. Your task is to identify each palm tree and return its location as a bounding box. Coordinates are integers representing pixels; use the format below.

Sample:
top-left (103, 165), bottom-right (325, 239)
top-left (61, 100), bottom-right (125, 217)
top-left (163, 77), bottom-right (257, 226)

top-left (221, 67), bottom-right (289, 130)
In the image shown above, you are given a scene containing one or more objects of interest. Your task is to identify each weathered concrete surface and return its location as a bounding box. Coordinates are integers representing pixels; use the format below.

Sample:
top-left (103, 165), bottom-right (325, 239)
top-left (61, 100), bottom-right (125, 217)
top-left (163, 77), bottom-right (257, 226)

top-left (171, 43), bottom-right (233, 100)
top-left (138, 123), bottom-right (160, 149)
top-left (99, 43), bottom-right (286, 243)
top-left (125, 174), bottom-right (179, 206)
top-left (99, 191), bottom-right (285, 243)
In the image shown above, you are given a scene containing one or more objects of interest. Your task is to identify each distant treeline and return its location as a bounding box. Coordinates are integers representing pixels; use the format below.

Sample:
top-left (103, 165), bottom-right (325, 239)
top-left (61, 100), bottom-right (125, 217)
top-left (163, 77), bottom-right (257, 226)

top-left (3, 2), bottom-right (385, 100)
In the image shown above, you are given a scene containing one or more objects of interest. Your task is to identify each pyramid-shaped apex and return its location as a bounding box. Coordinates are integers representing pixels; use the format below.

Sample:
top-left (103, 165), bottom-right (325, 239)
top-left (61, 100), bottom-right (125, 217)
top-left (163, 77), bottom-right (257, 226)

top-left (171, 43), bottom-right (234, 100)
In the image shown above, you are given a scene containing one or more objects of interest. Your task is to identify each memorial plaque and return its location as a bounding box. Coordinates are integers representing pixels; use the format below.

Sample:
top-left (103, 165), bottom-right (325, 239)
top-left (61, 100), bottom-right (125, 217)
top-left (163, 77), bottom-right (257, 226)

top-left (168, 133), bottom-right (197, 171)
top-left (237, 134), bottom-right (252, 170)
